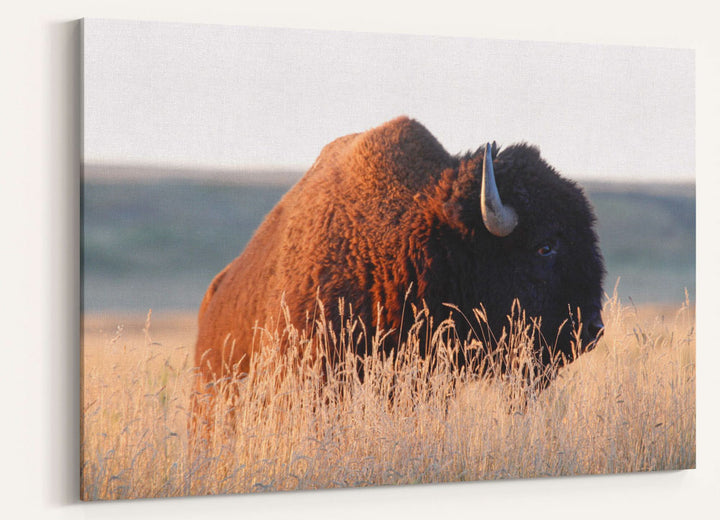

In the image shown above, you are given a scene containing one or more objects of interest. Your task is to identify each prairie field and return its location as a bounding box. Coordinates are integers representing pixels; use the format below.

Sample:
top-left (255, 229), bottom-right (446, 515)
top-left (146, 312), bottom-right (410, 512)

top-left (80, 294), bottom-right (695, 501)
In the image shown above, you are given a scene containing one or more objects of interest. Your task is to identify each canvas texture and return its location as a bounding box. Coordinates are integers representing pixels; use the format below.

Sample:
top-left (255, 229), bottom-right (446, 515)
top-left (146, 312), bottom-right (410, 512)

top-left (81, 18), bottom-right (696, 500)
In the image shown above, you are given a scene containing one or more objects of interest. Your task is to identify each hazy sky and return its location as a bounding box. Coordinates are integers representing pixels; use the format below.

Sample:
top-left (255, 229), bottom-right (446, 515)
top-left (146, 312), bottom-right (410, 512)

top-left (83, 18), bottom-right (695, 182)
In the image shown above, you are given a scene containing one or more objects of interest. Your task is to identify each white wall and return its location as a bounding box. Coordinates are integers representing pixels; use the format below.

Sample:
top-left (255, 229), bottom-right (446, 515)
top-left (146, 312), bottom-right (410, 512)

top-left (1, 1), bottom-right (717, 519)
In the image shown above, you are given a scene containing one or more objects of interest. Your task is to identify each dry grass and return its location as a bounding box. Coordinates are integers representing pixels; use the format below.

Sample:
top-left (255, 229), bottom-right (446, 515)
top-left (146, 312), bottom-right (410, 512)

top-left (81, 293), bottom-right (695, 500)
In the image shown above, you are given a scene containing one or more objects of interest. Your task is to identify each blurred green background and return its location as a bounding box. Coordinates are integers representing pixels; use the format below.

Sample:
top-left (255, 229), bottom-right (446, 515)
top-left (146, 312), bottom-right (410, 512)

top-left (82, 170), bottom-right (695, 312)
top-left (586, 182), bottom-right (695, 305)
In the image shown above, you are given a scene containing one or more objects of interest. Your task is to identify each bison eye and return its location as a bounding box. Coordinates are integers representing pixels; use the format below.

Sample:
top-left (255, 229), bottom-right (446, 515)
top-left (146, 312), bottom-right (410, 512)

top-left (536, 242), bottom-right (557, 257)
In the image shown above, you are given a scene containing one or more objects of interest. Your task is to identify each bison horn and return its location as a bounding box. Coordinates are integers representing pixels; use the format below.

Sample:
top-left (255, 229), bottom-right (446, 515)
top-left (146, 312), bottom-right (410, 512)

top-left (481, 142), bottom-right (518, 237)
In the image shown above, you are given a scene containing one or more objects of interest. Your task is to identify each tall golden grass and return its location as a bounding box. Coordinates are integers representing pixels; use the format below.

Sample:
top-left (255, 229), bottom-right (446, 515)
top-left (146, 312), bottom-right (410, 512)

top-left (81, 292), bottom-right (695, 500)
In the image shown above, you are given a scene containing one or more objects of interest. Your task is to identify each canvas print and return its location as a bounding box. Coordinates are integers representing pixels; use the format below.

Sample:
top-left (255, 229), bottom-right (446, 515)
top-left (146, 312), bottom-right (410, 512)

top-left (81, 18), bottom-right (696, 500)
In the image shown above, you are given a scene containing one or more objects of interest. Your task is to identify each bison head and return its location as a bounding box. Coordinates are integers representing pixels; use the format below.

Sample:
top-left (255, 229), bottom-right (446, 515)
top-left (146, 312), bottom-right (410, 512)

top-left (463, 141), bottom-right (605, 365)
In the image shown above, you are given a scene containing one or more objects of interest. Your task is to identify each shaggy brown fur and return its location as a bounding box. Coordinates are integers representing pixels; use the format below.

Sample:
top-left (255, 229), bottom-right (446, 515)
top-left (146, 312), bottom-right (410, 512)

top-left (194, 116), bottom-right (604, 387)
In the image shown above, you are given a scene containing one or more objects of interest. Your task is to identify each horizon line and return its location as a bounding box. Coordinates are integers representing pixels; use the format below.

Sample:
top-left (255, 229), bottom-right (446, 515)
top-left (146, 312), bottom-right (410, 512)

top-left (82, 160), bottom-right (697, 186)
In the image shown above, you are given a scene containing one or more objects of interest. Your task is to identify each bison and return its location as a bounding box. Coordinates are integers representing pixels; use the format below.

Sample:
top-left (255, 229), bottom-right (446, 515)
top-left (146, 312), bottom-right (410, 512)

top-left (194, 116), bottom-right (605, 389)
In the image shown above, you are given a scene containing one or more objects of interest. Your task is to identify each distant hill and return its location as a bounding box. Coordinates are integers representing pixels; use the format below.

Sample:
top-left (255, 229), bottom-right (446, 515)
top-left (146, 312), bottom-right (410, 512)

top-left (84, 162), bottom-right (305, 186)
top-left (81, 168), bottom-right (695, 311)
top-left (584, 181), bottom-right (695, 305)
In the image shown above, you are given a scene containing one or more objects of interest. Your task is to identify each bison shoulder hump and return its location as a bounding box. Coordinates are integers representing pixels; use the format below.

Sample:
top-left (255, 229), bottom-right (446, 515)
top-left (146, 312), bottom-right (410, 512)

top-left (315, 116), bottom-right (452, 193)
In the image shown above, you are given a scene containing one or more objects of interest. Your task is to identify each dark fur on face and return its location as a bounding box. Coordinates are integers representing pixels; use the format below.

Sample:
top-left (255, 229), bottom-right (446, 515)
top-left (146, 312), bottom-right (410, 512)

top-left (419, 141), bottom-right (605, 366)
top-left (195, 117), bottom-right (605, 383)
